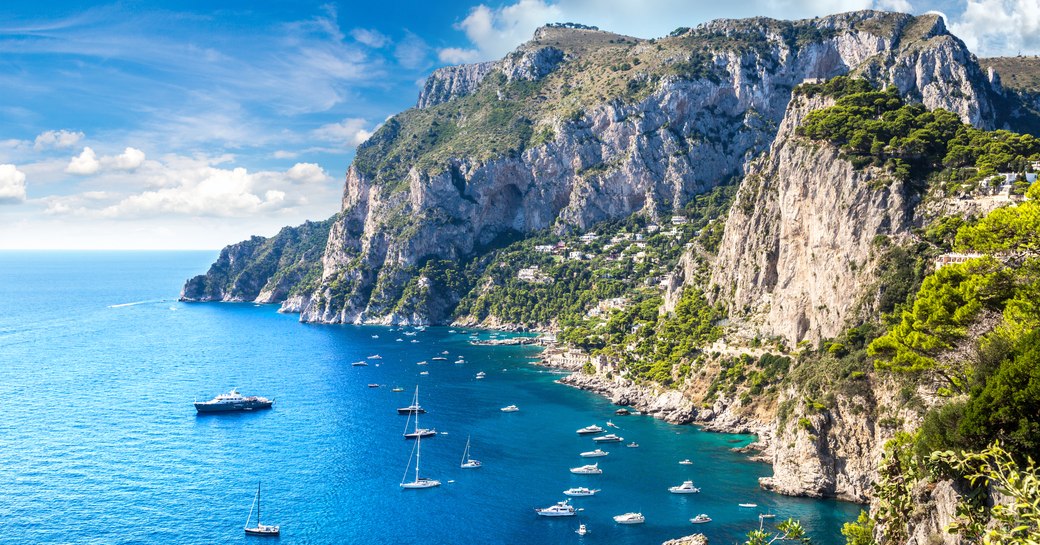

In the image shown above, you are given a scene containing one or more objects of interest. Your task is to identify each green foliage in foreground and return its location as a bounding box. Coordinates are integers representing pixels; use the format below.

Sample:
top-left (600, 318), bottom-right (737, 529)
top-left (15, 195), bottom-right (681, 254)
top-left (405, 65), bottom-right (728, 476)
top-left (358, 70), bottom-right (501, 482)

top-left (744, 519), bottom-right (810, 545)
top-left (796, 77), bottom-right (1040, 182)
top-left (840, 511), bottom-right (876, 545)
top-left (931, 443), bottom-right (1040, 545)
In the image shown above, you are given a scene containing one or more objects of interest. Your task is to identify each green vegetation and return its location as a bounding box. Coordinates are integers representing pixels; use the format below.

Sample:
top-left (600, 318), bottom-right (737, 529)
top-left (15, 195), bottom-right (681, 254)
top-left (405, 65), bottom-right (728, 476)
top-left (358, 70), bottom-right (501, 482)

top-left (840, 511), bottom-right (876, 545)
top-left (744, 518), bottom-right (810, 545)
top-left (955, 181), bottom-right (1040, 253)
top-left (796, 77), bottom-right (1040, 182)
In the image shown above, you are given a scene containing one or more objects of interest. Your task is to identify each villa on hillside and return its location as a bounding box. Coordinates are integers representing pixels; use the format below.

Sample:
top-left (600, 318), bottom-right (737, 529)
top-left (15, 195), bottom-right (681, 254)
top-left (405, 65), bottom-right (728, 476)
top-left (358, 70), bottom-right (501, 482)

top-left (934, 252), bottom-right (984, 270)
top-left (518, 266), bottom-right (551, 283)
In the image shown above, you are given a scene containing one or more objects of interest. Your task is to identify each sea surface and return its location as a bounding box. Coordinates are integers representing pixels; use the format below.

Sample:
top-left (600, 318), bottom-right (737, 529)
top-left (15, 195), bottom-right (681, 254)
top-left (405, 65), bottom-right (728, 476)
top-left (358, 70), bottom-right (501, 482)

top-left (0, 251), bottom-right (860, 544)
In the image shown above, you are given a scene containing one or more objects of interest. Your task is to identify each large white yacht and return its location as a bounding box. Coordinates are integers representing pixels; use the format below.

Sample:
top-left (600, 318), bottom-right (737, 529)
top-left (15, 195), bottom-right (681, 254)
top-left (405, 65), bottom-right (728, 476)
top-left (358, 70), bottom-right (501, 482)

top-left (592, 434), bottom-right (623, 443)
top-left (563, 487), bottom-right (600, 496)
top-left (534, 500), bottom-right (576, 517)
top-left (569, 463), bottom-right (603, 475)
top-left (579, 449), bottom-right (609, 458)
top-left (668, 480), bottom-right (701, 494)
top-left (576, 424), bottom-right (604, 435)
top-left (613, 512), bottom-right (645, 524)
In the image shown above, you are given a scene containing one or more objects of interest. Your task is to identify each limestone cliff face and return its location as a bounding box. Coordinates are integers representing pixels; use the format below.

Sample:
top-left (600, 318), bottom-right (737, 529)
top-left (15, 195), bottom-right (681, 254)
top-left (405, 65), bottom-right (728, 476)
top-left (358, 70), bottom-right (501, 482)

top-left (710, 95), bottom-right (916, 346)
top-left (297, 11), bottom-right (997, 325)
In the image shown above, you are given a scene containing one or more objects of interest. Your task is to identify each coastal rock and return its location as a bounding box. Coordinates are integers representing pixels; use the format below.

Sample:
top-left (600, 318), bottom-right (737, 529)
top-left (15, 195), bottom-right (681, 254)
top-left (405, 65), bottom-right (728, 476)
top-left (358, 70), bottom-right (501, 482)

top-left (558, 371), bottom-right (697, 425)
top-left (662, 534), bottom-right (708, 545)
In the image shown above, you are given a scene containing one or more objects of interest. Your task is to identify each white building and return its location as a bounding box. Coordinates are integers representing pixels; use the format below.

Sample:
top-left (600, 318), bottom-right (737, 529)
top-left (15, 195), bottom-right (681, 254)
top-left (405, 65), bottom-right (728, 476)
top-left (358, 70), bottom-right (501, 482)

top-left (534, 244), bottom-right (554, 253)
top-left (579, 233), bottom-right (599, 243)
top-left (934, 253), bottom-right (984, 270)
top-left (671, 215), bottom-right (688, 225)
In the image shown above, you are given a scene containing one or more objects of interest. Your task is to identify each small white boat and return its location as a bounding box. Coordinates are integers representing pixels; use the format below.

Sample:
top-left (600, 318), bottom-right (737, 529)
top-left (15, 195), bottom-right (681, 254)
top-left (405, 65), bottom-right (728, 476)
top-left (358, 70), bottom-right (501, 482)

top-left (432, 357), bottom-right (448, 361)
top-left (570, 463), bottom-right (602, 475)
top-left (391, 387), bottom-right (404, 392)
top-left (678, 459), bottom-right (693, 465)
top-left (460, 436), bottom-right (481, 469)
top-left (563, 487), bottom-right (599, 497)
top-left (739, 503), bottom-right (758, 508)
top-left (476, 372), bottom-right (486, 379)
top-left (535, 499), bottom-right (576, 517)
top-left (606, 420), bottom-right (619, 428)
top-left (351, 361), bottom-right (368, 366)
top-left (371, 335), bottom-right (379, 338)
top-left (626, 442), bottom-right (639, 448)
top-left (396, 338), bottom-right (404, 342)
top-left (580, 449), bottom-right (609, 458)
top-left (419, 371), bottom-right (429, 376)
top-left (404, 427), bottom-right (437, 439)
top-left (417, 361), bottom-right (428, 365)
top-left (500, 405), bottom-right (519, 412)
top-left (441, 351), bottom-right (449, 354)
top-left (411, 339), bottom-right (419, 343)
top-left (760, 513), bottom-right (777, 519)
top-left (455, 359), bottom-right (466, 364)
top-left (592, 434), bottom-right (623, 443)
top-left (367, 354), bottom-right (382, 360)
top-left (576, 425), bottom-right (604, 435)
top-left (449, 329), bottom-right (457, 333)
top-left (690, 514), bottom-right (712, 524)
top-left (613, 512), bottom-right (644, 524)
top-left (576, 523), bottom-right (588, 535)
top-left (668, 480), bottom-right (701, 494)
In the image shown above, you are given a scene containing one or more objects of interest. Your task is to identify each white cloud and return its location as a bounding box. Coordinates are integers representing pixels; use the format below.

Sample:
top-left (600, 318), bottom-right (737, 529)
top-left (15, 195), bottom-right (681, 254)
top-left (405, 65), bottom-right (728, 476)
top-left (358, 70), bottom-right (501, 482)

top-left (0, 164), bottom-right (27, 204)
top-left (273, 150), bottom-right (299, 159)
top-left (438, 47), bottom-right (483, 64)
top-left (394, 32), bottom-right (431, 70)
top-left (109, 147), bottom-right (146, 170)
top-left (66, 147), bottom-right (100, 175)
top-left (948, 0), bottom-right (1040, 56)
top-left (34, 129), bottom-right (85, 151)
top-left (876, 0), bottom-right (914, 11)
top-left (351, 28), bottom-right (390, 48)
top-left (313, 118), bottom-right (375, 147)
top-left (439, 0), bottom-right (563, 63)
top-left (45, 158), bottom-right (333, 218)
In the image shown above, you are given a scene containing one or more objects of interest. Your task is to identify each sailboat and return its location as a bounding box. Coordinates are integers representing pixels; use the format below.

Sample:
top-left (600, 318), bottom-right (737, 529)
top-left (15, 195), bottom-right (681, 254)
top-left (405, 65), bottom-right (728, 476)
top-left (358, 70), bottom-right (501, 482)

top-left (403, 396), bottom-right (437, 439)
top-left (243, 481), bottom-right (280, 536)
top-left (460, 435), bottom-right (482, 468)
top-left (400, 432), bottom-right (441, 489)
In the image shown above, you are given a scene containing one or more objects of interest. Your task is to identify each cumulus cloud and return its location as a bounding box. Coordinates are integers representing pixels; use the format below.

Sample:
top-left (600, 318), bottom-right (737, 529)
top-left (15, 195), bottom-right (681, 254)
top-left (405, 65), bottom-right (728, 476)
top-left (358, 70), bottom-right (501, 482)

top-left (394, 32), bottom-right (431, 69)
top-left (439, 0), bottom-right (563, 63)
top-left (66, 147), bottom-right (101, 175)
top-left (351, 28), bottom-right (390, 48)
top-left (34, 129), bottom-right (85, 151)
top-left (0, 164), bottom-right (27, 204)
top-left (313, 118), bottom-right (375, 147)
top-left (273, 150), bottom-right (300, 159)
top-left (948, 0), bottom-right (1040, 56)
top-left (44, 159), bottom-right (333, 218)
top-left (109, 147), bottom-right (146, 170)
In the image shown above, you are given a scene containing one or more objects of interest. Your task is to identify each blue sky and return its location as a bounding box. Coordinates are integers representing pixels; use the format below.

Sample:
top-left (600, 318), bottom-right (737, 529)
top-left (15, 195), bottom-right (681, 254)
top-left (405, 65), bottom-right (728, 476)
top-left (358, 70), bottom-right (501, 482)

top-left (1, 0), bottom-right (1037, 249)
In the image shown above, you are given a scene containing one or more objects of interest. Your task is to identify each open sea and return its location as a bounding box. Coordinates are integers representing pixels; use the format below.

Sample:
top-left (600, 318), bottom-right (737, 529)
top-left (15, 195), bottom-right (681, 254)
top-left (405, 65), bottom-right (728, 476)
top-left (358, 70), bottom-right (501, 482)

top-left (0, 251), bottom-right (860, 544)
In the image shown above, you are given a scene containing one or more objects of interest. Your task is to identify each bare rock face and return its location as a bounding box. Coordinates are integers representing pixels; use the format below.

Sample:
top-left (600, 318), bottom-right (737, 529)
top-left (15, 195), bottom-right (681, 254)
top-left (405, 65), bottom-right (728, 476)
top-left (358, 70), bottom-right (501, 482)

top-left (662, 534), bottom-right (708, 545)
top-left (710, 95), bottom-right (915, 346)
top-left (302, 11), bottom-right (998, 326)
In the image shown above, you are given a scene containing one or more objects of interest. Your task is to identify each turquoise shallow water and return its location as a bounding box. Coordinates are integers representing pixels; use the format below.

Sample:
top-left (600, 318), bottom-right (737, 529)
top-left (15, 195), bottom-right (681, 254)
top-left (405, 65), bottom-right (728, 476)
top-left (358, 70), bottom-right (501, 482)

top-left (0, 251), bottom-right (859, 544)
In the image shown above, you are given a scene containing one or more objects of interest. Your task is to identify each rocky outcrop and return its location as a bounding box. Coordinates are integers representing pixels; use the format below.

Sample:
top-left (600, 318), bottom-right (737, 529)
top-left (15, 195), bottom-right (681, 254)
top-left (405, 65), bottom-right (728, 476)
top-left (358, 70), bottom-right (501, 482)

top-left (710, 94), bottom-right (915, 346)
top-left (180, 217), bottom-right (333, 303)
top-left (559, 372), bottom-right (697, 425)
top-left (662, 534), bottom-right (708, 545)
top-left (417, 62), bottom-right (496, 109)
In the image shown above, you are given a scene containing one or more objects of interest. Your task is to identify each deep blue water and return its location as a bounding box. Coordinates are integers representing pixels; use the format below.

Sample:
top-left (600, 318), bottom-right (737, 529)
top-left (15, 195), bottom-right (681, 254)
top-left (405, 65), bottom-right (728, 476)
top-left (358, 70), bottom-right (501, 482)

top-left (0, 251), bottom-right (859, 544)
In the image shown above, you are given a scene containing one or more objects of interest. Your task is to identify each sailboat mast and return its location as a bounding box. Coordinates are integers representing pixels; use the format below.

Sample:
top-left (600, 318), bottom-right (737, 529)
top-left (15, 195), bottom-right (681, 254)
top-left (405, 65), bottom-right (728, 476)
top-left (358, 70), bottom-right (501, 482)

top-left (257, 481), bottom-right (261, 526)
top-left (415, 434), bottom-right (422, 482)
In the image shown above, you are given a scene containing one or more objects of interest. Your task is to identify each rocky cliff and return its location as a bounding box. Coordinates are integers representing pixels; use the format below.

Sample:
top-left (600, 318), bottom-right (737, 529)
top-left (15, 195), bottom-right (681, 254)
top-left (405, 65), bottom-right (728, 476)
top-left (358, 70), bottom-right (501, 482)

top-left (180, 217), bottom-right (333, 303)
top-left (288, 11), bottom-right (1000, 325)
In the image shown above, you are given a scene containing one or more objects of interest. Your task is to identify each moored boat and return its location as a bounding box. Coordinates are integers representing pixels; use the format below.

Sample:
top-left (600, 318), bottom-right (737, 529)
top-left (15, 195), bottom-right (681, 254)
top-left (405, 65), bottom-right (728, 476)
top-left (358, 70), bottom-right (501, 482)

top-left (613, 512), bottom-right (645, 524)
top-left (243, 481), bottom-right (279, 536)
top-left (576, 523), bottom-right (588, 535)
top-left (592, 434), bottom-right (623, 443)
top-left (690, 514), bottom-right (712, 524)
top-left (576, 425), bottom-right (604, 435)
top-left (351, 361), bottom-right (368, 366)
top-left (397, 386), bottom-right (427, 414)
top-left (535, 499), bottom-right (576, 517)
top-left (678, 459), bottom-right (693, 465)
top-left (570, 463), bottom-right (602, 475)
top-left (500, 404), bottom-right (519, 412)
top-left (668, 480), bottom-right (701, 494)
top-left (460, 436), bottom-right (481, 468)
top-left (563, 487), bottom-right (599, 496)
top-left (194, 389), bottom-right (273, 413)
top-left (579, 449), bottom-right (608, 458)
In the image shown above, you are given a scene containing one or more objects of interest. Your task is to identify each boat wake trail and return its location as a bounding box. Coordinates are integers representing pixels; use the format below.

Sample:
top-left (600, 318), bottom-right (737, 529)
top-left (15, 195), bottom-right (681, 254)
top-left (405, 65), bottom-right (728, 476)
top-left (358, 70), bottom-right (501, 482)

top-left (108, 299), bottom-right (166, 308)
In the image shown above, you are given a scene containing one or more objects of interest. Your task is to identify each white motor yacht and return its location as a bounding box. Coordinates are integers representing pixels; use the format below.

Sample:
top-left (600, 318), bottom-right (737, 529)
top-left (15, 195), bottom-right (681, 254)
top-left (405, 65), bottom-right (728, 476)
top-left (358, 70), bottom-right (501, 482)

top-left (678, 459), bottom-right (693, 465)
top-left (613, 512), bottom-right (645, 524)
top-left (500, 404), bottom-right (519, 412)
top-left (569, 463), bottom-right (602, 475)
top-left (563, 487), bottom-right (600, 497)
top-left (534, 500), bottom-right (576, 517)
top-left (476, 372), bottom-right (486, 379)
top-left (592, 434), bottom-right (623, 443)
top-left (690, 514), bottom-right (712, 524)
top-left (668, 480), bottom-right (701, 494)
top-left (580, 449), bottom-right (609, 458)
top-left (576, 425), bottom-right (604, 435)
